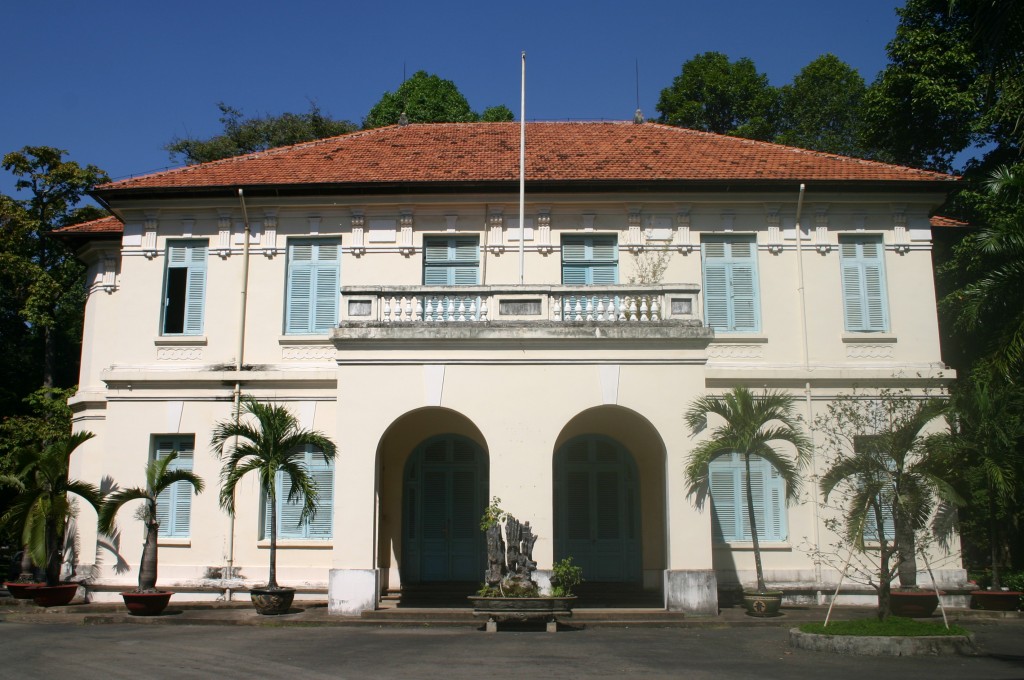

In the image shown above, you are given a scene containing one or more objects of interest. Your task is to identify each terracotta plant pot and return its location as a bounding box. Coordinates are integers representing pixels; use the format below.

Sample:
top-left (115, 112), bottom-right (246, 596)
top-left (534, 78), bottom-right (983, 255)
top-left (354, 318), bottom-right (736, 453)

top-left (250, 586), bottom-right (295, 615)
top-left (122, 591), bottom-right (173, 616)
top-left (743, 590), bottom-right (783, 617)
top-left (970, 590), bottom-right (1022, 611)
top-left (30, 583), bottom-right (79, 607)
top-left (4, 582), bottom-right (44, 599)
top-left (890, 589), bottom-right (941, 617)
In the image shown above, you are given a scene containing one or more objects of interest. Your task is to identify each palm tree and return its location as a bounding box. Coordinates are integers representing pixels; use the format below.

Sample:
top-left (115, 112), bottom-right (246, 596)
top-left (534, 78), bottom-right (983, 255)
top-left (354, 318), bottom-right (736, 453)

top-left (1, 432), bottom-right (101, 586)
top-left (97, 451), bottom-right (204, 592)
top-left (948, 375), bottom-right (1024, 589)
top-left (210, 396), bottom-right (337, 590)
top-left (684, 387), bottom-right (812, 594)
top-left (956, 164), bottom-right (1024, 375)
top-left (819, 397), bottom-right (960, 618)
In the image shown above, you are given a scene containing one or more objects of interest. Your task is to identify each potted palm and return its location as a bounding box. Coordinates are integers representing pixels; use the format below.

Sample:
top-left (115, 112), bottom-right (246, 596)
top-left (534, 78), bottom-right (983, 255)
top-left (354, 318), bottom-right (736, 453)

top-left (211, 396), bottom-right (337, 615)
top-left (684, 387), bottom-right (811, 616)
top-left (948, 376), bottom-right (1023, 611)
top-left (97, 451), bottom-right (204, 615)
top-left (1, 432), bottom-right (101, 606)
top-left (817, 392), bottom-right (960, 620)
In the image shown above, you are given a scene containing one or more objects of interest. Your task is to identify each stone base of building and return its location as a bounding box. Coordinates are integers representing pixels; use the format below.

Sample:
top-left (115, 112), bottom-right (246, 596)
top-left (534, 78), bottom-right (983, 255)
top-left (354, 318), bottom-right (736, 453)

top-left (665, 569), bottom-right (719, 615)
top-left (328, 569), bottom-right (379, 616)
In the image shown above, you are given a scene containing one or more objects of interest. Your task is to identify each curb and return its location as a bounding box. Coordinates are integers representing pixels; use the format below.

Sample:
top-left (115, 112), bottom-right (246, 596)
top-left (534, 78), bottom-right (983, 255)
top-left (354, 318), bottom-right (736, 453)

top-left (789, 628), bottom-right (978, 656)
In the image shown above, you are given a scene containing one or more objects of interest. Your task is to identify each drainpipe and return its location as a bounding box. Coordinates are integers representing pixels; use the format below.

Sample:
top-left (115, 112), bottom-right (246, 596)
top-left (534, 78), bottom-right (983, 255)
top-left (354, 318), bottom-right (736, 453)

top-left (794, 184), bottom-right (824, 593)
top-left (225, 188), bottom-right (253, 600)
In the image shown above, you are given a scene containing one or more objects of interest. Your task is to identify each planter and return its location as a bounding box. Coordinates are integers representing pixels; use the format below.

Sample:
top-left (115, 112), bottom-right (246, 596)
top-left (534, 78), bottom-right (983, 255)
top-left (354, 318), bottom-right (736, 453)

top-left (970, 590), bottom-right (1022, 612)
top-left (30, 583), bottom-right (79, 607)
top-left (122, 591), bottom-right (173, 616)
top-left (250, 586), bottom-right (295, 615)
top-left (469, 596), bottom-right (577, 632)
top-left (890, 590), bottom-right (941, 617)
top-left (3, 582), bottom-right (44, 599)
top-left (743, 590), bottom-right (783, 617)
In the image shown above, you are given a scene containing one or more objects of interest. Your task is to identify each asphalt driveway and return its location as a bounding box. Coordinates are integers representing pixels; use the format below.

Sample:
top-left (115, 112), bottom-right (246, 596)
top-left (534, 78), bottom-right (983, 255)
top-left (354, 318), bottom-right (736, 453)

top-left (1, 620), bottom-right (1022, 679)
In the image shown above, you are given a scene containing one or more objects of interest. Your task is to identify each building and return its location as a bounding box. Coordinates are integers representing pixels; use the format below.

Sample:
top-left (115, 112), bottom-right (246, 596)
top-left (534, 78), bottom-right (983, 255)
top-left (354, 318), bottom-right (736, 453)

top-left (59, 121), bottom-right (965, 615)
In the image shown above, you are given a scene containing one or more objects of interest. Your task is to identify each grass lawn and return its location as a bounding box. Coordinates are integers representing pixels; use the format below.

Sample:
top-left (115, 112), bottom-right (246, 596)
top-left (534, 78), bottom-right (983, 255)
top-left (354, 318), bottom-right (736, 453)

top-left (799, 616), bottom-right (969, 637)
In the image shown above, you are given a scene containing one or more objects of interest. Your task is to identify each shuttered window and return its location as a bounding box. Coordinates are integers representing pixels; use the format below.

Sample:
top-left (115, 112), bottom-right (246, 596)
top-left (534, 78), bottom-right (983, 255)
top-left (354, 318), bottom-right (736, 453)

top-left (153, 436), bottom-right (195, 538)
top-left (261, 446), bottom-right (334, 540)
top-left (162, 241), bottom-right (208, 335)
top-left (855, 436), bottom-right (897, 543)
top-left (701, 236), bottom-right (760, 332)
top-left (561, 235), bottom-right (618, 285)
top-left (423, 237), bottom-right (480, 286)
top-left (286, 239), bottom-right (341, 334)
top-left (708, 453), bottom-right (786, 542)
top-left (840, 236), bottom-right (889, 332)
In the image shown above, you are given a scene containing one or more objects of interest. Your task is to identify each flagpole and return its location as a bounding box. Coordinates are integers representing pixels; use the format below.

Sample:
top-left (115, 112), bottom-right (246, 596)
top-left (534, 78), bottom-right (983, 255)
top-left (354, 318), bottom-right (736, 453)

top-left (519, 51), bottom-right (526, 285)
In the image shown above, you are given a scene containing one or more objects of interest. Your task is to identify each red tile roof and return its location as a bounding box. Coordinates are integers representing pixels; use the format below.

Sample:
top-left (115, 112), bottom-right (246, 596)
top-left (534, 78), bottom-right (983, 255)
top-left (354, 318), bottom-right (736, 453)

top-left (53, 214), bottom-right (123, 237)
top-left (96, 122), bottom-right (957, 195)
top-left (930, 215), bottom-right (970, 228)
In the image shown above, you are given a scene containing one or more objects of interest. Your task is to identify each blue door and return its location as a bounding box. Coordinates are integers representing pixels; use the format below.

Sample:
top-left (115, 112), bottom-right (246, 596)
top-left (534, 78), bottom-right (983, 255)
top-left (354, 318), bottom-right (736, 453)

top-left (554, 436), bottom-right (642, 582)
top-left (403, 436), bottom-right (487, 583)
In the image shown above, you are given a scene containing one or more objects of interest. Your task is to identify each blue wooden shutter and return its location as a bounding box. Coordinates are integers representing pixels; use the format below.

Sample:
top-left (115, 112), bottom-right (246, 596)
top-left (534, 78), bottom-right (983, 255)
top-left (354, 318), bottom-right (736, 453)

top-left (424, 236), bottom-right (480, 286)
top-left (562, 236), bottom-right (618, 285)
top-left (183, 245), bottom-right (207, 335)
top-left (155, 436), bottom-right (194, 538)
top-left (840, 236), bottom-right (888, 332)
top-left (702, 237), bottom-right (759, 332)
top-left (286, 240), bottom-right (339, 334)
top-left (265, 447), bottom-right (333, 539)
top-left (709, 455), bottom-right (738, 541)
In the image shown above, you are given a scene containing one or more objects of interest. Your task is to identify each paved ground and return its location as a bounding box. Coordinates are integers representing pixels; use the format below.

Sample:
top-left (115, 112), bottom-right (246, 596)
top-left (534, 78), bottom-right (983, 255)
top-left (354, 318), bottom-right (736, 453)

top-left (1, 600), bottom-right (1022, 679)
top-left (1, 620), bottom-right (1023, 679)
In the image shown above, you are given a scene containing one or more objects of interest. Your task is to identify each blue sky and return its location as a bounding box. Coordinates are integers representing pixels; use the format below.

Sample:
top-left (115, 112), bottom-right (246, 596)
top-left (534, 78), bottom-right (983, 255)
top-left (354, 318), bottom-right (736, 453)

top-left (2, 0), bottom-right (905, 198)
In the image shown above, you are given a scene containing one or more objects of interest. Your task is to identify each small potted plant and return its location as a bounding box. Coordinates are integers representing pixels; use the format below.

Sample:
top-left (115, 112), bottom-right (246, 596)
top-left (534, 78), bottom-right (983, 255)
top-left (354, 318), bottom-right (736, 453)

top-left (98, 451), bottom-right (204, 615)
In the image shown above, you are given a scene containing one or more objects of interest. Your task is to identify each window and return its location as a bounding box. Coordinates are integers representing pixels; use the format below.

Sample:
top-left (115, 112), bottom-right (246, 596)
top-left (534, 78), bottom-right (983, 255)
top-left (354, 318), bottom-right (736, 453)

top-left (153, 436), bottom-right (195, 538)
top-left (261, 446), bottom-right (334, 540)
top-left (423, 236), bottom-right (479, 286)
top-left (701, 235), bottom-right (760, 332)
top-left (561, 235), bottom-right (618, 285)
top-left (708, 453), bottom-right (786, 542)
top-left (162, 241), bottom-right (208, 335)
top-left (854, 436), bottom-right (896, 543)
top-left (285, 239), bottom-right (341, 334)
top-left (840, 235), bottom-right (889, 332)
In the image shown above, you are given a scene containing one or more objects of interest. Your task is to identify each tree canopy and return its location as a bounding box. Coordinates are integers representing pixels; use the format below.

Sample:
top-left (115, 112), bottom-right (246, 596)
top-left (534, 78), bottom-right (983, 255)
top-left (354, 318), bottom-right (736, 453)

top-left (166, 102), bottom-right (357, 165)
top-left (656, 52), bottom-right (779, 140)
top-left (363, 71), bottom-right (480, 129)
top-left (776, 54), bottom-right (867, 157)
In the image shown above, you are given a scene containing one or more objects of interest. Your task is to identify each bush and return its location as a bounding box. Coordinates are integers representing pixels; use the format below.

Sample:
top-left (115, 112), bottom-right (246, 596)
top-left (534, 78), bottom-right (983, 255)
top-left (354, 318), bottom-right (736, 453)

top-left (550, 557), bottom-right (584, 597)
top-left (800, 617), bottom-right (968, 637)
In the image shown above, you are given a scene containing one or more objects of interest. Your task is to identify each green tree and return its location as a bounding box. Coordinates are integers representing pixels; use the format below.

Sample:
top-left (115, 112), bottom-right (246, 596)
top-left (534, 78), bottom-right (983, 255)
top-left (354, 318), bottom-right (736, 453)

top-left (946, 164), bottom-right (1024, 375)
top-left (1, 432), bottom-right (101, 585)
top-left (775, 54), bottom-right (867, 157)
top-left (0, 148), bottom-right (108, 405)
top-left (656, 52), bottom-right (779, 140)
top-left (860, 0), bottom-right (984, 172)
top-left (947, 374), bottom-right (1024, 588)
top-left (363, 71), bottom-right (480, 129)
top-left (480, 105), bottom-right (515, 122)
top-left (816, 393), bottom-right (959, 620)
top-left (210, 396), bottom-right (336, 590)
top-left (684, 387), bottom-right (811, 594)
top-left (98, 452), bottom-right (204, 592)
top-left (166, 102), bottom-right (357, 165)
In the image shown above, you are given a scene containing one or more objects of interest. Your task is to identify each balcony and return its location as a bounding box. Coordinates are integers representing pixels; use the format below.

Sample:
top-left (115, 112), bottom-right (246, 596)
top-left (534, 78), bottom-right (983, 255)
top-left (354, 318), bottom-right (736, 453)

top-left (339, 284), bottom-right (703, 325)
top-left (332, 285), bottom-right (713, 354)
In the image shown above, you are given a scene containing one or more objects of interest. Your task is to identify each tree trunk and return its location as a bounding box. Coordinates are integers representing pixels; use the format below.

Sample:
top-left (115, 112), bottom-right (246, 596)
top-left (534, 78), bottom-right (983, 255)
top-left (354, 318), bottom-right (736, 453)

top-left (744, 454), bottom-right (766, 593)
top-left (44, 516), bottom-right (61, 586)
top-left (896, 517), bottom-right (917, 588)
top-left (138, 514), bottom-right (159, 591)
top-left (43, 325), bottom-right (56, 394)
top-left (989, 490), bottom-right (1001, 589)
top-left (18, 547), bottom-right (34, 581)
top-left (268, 486), bottom-right (278, 589)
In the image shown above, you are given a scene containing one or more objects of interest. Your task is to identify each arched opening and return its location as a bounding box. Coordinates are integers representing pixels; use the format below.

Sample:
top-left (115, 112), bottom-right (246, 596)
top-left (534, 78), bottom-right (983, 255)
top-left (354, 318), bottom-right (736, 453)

top-left (553, 406), bottom-right (667, 595)
top-left (375, 408), bottom-right (488, 593)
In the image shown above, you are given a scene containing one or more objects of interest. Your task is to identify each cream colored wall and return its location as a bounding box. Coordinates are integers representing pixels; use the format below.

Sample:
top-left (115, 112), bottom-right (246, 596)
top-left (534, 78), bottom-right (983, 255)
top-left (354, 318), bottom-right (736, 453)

top-left (68, 189), bottom-right (957, 597)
